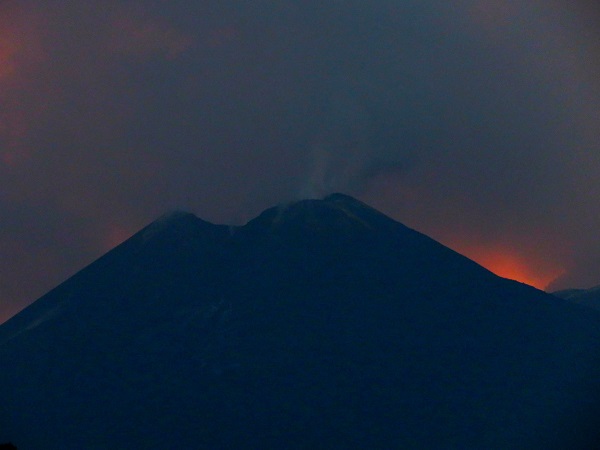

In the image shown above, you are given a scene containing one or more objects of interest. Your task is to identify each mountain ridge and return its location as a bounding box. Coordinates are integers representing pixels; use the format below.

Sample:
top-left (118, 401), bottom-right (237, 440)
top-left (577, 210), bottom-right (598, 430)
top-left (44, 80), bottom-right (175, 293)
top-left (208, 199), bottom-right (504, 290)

top-left (1, 194), bottom-right (599, 449)
top-left (553, 285), bottom-right (600, 312)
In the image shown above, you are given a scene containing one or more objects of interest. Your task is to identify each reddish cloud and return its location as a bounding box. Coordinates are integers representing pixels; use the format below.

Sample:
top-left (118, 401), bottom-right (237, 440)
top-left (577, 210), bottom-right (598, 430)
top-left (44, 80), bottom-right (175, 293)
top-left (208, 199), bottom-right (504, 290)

top-left (103, 223), bottom-right (136, 252)
top-left (0, 32), bottom-right (20, 80)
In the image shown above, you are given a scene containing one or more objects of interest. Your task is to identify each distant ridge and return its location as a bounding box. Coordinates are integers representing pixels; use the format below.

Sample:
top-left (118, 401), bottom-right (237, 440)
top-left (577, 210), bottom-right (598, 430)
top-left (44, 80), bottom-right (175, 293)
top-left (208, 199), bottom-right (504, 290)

top-left (553, 285), bottom-right (600, 311)
top-left (1, 194), bottom-right (599, 449)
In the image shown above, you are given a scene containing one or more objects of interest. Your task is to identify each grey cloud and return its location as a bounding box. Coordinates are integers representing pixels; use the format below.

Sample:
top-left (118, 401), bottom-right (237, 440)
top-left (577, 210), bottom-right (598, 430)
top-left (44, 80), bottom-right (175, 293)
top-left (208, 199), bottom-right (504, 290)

top-left (1, 1), bottom-right (600, 319)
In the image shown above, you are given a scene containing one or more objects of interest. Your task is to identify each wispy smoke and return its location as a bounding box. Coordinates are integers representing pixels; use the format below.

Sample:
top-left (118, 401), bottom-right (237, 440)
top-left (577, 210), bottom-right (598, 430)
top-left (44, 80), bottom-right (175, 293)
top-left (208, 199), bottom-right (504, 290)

top-left (301, 77), bottom-right (409, 198)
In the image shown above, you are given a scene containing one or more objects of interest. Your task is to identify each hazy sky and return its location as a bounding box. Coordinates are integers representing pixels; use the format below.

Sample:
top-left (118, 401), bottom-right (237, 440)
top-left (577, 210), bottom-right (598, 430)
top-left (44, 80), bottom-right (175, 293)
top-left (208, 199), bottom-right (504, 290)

top-left (1, 1), bottom-right (600, 321)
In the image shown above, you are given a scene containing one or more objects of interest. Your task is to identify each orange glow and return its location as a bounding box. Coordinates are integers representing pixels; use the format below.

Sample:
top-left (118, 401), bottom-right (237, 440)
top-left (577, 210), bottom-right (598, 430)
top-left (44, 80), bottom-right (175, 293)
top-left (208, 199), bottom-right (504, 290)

top-left (103, 225), bottom-right (133, 251)
top-left (454, 244), bottom-right (564, 290)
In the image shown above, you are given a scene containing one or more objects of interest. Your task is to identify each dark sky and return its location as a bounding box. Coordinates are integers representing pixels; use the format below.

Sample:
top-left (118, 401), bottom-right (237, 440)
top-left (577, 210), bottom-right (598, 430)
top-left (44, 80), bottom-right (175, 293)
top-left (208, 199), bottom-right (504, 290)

top-left (1, 0), bottom-right (600, 322)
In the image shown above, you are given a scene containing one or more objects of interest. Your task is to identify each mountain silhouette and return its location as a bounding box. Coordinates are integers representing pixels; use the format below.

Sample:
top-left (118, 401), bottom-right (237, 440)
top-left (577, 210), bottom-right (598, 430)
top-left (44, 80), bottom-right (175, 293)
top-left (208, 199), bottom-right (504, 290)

top-left (554, 285), bottom-right (600, 312)
top-left (1, 194), bottom-right (599, 449)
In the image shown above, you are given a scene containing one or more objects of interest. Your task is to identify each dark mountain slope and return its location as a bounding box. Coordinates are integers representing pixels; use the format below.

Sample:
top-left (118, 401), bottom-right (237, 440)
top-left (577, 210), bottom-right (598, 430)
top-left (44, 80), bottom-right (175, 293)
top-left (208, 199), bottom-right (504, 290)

top-left (554, 285), bottom-right (600, 312)
top-left (1, 194), bottom-right (600, 449)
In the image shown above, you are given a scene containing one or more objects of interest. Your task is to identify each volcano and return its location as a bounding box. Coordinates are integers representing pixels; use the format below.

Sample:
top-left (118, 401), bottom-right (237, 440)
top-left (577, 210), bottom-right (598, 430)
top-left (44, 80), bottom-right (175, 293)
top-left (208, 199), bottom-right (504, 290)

top-left (1, 194), bottom-right (599, 449)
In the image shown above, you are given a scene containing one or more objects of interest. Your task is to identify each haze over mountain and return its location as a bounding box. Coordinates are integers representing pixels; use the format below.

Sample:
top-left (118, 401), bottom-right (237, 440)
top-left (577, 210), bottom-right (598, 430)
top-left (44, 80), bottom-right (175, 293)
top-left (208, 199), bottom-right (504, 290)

top-left (1, 194), bottom-right (599, 449)
top-left (2, 1), bottom-right (600, 321)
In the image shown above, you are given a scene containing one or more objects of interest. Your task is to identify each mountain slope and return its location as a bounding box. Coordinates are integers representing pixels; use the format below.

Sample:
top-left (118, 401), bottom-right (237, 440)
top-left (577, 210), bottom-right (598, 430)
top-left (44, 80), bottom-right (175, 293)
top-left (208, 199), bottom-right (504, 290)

top-left (1, 194), bottom-right (600, 449)
top-left (554, 285), bottom-right (600, 312)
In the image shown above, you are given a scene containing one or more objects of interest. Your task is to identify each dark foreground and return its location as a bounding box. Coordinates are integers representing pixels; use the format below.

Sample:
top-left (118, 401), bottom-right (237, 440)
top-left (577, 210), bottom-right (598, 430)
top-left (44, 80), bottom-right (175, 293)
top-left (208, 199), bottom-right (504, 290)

top-left (1, 194), bottom-right (599, 449)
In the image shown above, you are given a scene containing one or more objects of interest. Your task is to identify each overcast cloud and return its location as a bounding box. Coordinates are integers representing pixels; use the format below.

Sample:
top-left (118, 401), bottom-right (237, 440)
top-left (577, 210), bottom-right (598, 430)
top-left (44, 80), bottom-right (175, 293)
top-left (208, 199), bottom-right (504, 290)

top-left (1, 1), bottom-right (600, 320)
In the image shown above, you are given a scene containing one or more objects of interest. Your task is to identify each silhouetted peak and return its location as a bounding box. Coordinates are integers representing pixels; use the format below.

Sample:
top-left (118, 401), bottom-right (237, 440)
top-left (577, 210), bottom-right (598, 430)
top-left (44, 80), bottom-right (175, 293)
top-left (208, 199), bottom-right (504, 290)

top-left (3, 193), bottom-right (600, 449)
top-left (242, 193), bottom-right (397, 238)
top-left (323, 192), bottom-right (366, 207)
top-left (323, 192), bottom-right (393, 223)
top-left (156, 210), bottom-right (197, 222)
top-left (137, 210), bottom-right (218, 244)
top-left (244, 194), bottom-right (390, 239)
top-left (147, 210), bottom-right (199, 231)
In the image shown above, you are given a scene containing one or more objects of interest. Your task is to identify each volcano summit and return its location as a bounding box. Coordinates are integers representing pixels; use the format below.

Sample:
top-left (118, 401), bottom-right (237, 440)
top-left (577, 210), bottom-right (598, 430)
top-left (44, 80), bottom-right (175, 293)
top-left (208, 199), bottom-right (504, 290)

top-left (1, 194), bottom-right (599, 449)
